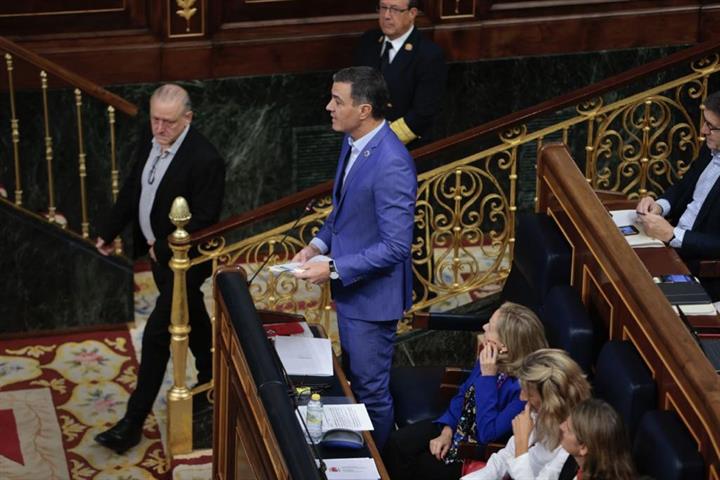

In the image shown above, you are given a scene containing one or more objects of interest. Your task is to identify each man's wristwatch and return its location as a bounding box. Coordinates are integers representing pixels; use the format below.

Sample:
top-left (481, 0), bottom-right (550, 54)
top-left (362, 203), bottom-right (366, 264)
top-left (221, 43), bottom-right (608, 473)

top-left (328, 260), bottom-right (340, 280)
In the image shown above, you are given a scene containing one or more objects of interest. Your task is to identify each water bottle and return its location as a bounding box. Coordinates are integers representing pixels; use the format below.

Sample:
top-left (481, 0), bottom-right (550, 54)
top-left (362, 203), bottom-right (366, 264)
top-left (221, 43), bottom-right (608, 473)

top-left (306, 393), bottom-right (323, 443)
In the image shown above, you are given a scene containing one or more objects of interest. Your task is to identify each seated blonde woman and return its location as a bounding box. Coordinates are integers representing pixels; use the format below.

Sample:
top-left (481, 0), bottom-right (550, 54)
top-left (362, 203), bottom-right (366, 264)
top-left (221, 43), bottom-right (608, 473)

top-left (462, 348), bottom-right (591, 480)
top-left (383, 302), bottom-right (548, 480)
top-left (559, 398), bottom-right (637, 480)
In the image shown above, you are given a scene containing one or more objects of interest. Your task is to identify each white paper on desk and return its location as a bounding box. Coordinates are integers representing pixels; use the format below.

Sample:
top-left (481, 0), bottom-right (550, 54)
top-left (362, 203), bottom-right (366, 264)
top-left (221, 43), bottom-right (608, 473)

top-left (298, 403), bottom-right (375, 432)
top-left (609, 209), bottom-right (664, 247)
top-left (274, 336), bottom-right (333, 376)
top-left (317, 458), bottom-right (380, 480)
top-left (269, 255), bottom-right (332, 274)
top-left (673, 303), bottom-right (719, 316)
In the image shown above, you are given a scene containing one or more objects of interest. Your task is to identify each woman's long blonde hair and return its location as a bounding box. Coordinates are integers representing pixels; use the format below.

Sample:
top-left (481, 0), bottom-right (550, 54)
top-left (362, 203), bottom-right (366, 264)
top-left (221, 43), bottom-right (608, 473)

top-left (517, 348), bottom-right (591, 449)
top-left (571, 399), bottom-right (637, 480)
top-left (494, 302), bottom-right (548, 376)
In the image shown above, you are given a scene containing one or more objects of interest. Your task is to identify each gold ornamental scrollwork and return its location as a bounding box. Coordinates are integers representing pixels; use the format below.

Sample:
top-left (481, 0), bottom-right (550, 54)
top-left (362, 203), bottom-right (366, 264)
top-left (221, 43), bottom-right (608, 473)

top-left (577, 97), bottom-right (603, 116)
top-left (175, 0), bottom-right (197, 32)
top-left (589, 94), bottom-right (699, 198)
top-left (499, 124), bottom-right (527, 145)
top-left (197, 236), bottom-right (226, 259)
top-left (691, 54), bottom-right (720, 75)
top-left (411, 151), bottom-right (513, 311)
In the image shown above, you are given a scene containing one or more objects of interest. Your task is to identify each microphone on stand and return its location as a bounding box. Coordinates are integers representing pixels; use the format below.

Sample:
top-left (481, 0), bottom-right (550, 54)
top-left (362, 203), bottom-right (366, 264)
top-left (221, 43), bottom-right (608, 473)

top-left (248, 198), bottom-right (316, 285)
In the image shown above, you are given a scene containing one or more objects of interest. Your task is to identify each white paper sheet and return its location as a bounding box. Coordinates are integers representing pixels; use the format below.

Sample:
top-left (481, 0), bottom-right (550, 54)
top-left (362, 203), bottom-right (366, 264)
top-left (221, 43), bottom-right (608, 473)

top-left (269, 254), bottom-right (332, 274)
top-left (273, 336), bottom-right (333, 376)
top-left (298, 403), bottom-right (375, 432)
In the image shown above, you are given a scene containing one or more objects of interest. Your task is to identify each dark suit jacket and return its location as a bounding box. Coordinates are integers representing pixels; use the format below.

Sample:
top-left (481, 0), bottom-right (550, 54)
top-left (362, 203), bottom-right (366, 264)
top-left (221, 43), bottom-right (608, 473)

top-left (97, 125), bottom-right (225, 268)
top-left (354, 27), bottom-right (446, 143)
top-left (661, 147), bottom-right (720, 260)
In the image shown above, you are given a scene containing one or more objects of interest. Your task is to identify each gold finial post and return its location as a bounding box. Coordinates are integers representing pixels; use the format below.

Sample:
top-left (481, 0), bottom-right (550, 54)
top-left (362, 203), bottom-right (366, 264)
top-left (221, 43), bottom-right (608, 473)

top-left (167, 196), bottom-right (193, 455)
top-left (5, 53), bottom-right (22, 206)
top-left (40, 71), bottom-right (57, 224)
top-left (108, 106), bottom-right (123, 254)
top-left (74, 89), bottom-right (89, 238)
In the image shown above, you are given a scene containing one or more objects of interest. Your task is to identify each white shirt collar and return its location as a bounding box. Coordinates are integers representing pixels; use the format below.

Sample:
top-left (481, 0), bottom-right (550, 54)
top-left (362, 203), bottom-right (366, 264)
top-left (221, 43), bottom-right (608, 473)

top-left (348, 120), bottom-right (386, 154)
top-left (384, 26), bottom-right (414, 54)
top-left (151, 124), bottom-right (190, 156)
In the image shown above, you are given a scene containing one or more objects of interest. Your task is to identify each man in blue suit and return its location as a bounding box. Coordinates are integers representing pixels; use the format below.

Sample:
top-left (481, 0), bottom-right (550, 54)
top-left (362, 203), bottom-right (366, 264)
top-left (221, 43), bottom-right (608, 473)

top-left (637, 91), bottom-right (720, 300)
top-left (294, 66), bottom-right (417, 449)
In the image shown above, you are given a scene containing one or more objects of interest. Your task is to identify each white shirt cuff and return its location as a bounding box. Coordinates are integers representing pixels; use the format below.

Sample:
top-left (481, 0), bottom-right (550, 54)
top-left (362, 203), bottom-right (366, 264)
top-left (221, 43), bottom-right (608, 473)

top-left (310, 238), bottom-right (328, 254)
top-left (656, 199), bottom-right (671, 217)
top-left (671, 227), bottom-right (685, 248)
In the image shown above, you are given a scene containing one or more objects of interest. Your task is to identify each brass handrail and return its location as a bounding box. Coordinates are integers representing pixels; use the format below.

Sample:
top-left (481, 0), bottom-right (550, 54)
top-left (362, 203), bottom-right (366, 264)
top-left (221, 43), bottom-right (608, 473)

top-left (1, 36), bottom-right (138, 240)
top-left (0, 36), bottom-right (138, 117)
top-left (187, 38), bottom-right (720, 246)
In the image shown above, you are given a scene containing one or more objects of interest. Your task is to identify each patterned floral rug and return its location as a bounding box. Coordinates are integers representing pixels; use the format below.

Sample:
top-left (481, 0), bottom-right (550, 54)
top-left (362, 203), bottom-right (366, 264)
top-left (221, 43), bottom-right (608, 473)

top-left (0, 266), bottom-right (214, 480)
top-left (0, 329), bottom-right (170, 479)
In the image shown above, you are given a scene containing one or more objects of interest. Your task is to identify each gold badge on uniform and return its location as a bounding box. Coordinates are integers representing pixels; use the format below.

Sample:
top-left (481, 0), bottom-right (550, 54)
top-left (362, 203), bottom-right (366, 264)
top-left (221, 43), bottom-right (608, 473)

top-left (404, 43), bottom-right (413, 51)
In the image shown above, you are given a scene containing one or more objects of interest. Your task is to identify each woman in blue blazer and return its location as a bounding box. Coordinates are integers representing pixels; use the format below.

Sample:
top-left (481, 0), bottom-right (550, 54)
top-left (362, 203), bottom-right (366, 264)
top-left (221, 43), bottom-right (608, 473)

top-left (383, 302), bottom-right (549, 480)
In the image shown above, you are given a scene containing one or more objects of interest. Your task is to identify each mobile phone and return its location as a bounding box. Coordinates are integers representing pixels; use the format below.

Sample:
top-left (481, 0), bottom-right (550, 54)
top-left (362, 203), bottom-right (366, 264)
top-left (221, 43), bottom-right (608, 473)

top-left (618, 225), bottom-right (639, 236)
top-left (660, 274), bottom-right (695, 283)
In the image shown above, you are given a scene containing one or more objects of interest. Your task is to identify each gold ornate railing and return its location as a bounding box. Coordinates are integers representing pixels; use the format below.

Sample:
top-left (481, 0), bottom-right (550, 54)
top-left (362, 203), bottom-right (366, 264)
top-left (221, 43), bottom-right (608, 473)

top-left (164, 46), bottom-right (720, 454)
top-left (179, 52), bottom-right (718, 324)
top-left (0, 36), bottom-right (137, 244)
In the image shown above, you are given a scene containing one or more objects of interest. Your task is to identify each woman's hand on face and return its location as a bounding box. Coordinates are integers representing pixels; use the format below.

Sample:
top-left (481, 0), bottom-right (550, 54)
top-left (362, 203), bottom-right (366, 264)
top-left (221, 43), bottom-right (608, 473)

top-left (512, 403), bottom-right (534, 457)
top-left (479, 340), bottom-right (499, 376)
top-left (428, 426), bottom-right (454, 461)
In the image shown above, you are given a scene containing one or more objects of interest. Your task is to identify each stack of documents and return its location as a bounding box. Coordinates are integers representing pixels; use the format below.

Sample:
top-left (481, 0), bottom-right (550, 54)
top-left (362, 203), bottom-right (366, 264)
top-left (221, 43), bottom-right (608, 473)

top-left (654, 276), bottom-right (717, 316)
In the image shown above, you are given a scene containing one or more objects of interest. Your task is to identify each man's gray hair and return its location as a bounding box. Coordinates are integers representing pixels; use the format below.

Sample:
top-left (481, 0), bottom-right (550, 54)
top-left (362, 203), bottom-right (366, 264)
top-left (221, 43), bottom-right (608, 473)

top-left (150, 84), bottom-right (192, 113)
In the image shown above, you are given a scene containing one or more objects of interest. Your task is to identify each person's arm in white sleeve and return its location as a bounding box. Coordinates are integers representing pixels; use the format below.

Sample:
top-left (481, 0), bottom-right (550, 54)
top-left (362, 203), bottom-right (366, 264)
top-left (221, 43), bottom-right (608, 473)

top-left (506, 443), bottom-right (569, 480)
top-left (460, 435), bottom-right (516, 480)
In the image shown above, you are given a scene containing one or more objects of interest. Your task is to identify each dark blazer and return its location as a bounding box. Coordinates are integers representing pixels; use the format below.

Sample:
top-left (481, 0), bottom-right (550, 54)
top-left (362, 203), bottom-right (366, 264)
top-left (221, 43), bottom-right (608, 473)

top-left (661, 147), bottom-right (720, 259)
top-left (354, 27), bottom-right (446, 142)
top-left (97, 125), bottom-right (225, 268)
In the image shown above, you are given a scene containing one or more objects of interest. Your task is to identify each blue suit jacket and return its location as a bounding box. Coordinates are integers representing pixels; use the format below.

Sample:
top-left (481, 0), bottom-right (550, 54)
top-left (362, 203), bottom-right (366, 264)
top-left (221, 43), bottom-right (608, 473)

top-left (316, 123), bottom-right (417, 321)
top-left (661, 147), bottom-right (720, 259)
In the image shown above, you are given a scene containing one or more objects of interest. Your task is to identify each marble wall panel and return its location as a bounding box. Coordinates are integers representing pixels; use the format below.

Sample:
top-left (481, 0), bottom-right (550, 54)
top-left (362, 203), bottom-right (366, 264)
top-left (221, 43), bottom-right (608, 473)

top-left (0, 201), bottom-right (133, 333)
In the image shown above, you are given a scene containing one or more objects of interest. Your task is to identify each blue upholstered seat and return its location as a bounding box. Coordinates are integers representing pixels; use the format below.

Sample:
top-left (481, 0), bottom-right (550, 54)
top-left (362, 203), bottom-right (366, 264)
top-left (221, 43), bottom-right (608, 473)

top-left (633, 410), bottom-right (705, 480)
top-left (540, 285), bottom-right (596, 374)
top-left (503, 212), bottom-right (571, 312)
top-left (594, 340), bottom-right (656, 439)
top-left (390, 366), bottom-right (464, 427)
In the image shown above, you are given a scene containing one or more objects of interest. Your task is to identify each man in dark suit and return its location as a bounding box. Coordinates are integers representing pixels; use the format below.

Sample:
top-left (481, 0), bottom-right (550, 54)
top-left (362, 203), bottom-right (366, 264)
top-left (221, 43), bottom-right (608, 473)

top-left (293, 67), bottom-right (417, 449)
top-left (355, 0), bottom-right (446, 147)
top-left (637, 91), bottom-right (720, 300)
top-left (94, 84), bottom-right (225, 453)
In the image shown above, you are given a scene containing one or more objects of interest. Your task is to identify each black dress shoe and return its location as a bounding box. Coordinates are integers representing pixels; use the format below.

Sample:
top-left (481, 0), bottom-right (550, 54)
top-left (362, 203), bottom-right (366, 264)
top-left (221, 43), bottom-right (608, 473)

top-left (94, 418), bottom-right (143, 454)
